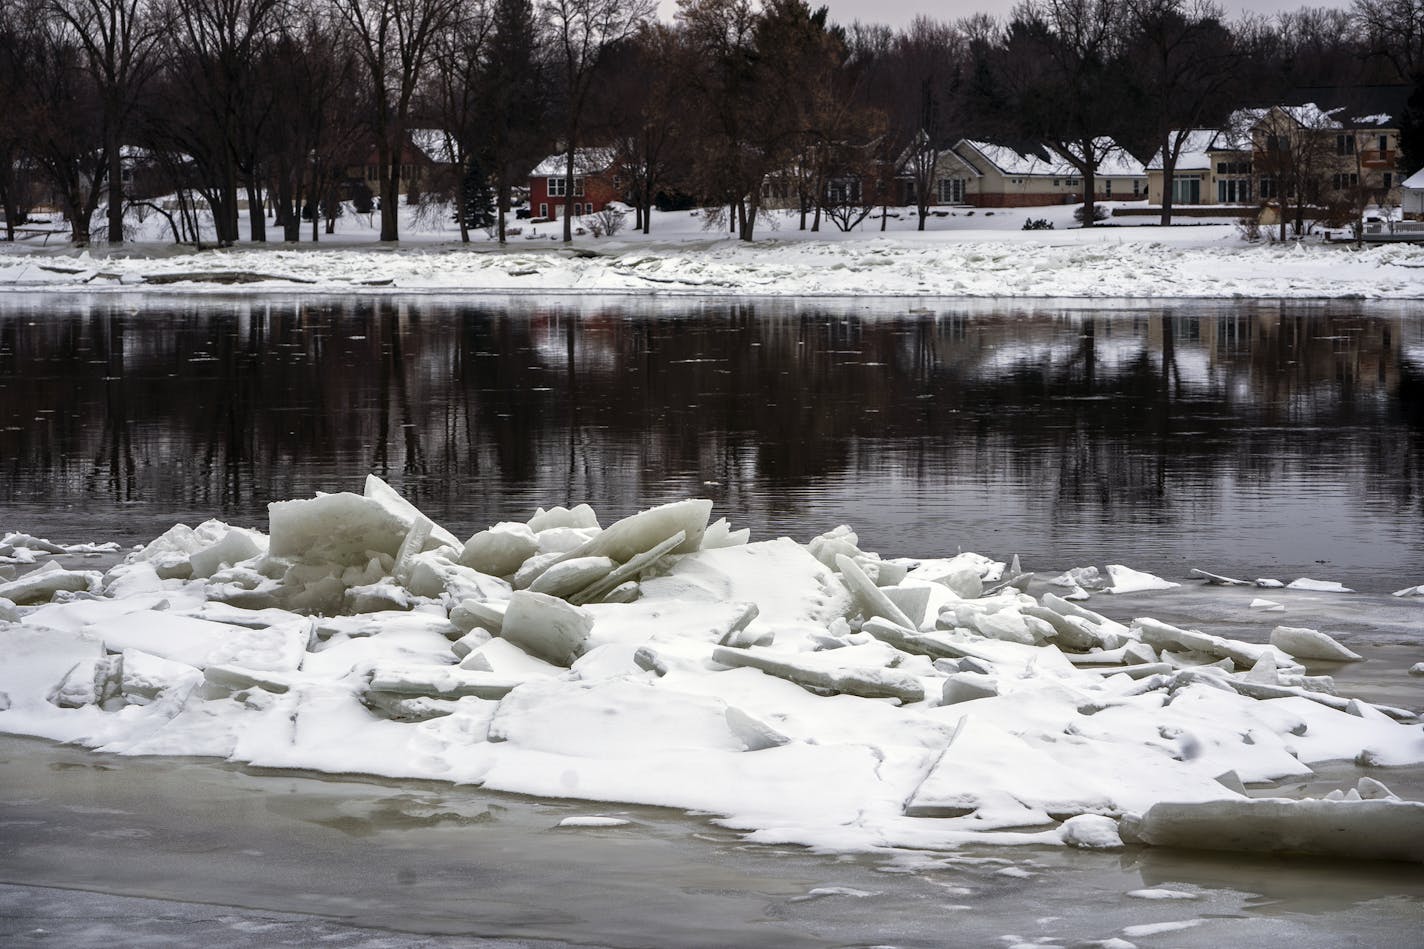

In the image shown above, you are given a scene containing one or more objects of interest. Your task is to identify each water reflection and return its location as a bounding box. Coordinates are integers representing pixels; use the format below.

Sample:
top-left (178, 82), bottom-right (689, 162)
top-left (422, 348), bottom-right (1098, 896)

top-left (0, 294), bottom-right (1420, 587)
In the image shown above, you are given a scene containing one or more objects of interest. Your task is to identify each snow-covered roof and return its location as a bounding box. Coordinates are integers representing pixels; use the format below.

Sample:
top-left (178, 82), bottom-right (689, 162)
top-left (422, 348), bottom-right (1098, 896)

top-left (1351, 113), bottom-right (1393, 127)
top-left (958, 138), bottom-right (1144, 180)
top-left (959, 140), bottom-right (1071, 177)
top-left (1403, 168), bottom-right (1424, 191)
top-left (532, 148), bottom-right (616, 177)
top-left (1146, 130), bottom-right (1218, 172)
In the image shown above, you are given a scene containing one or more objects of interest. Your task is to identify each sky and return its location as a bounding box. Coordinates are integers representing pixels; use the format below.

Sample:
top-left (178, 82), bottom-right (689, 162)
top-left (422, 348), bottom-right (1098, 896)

top-left (655, 0), bottom-right (1350, 29)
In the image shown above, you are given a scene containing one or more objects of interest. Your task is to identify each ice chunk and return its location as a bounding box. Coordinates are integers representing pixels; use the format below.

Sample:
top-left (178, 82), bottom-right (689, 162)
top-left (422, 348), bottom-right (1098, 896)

top-left (836, 554), bottom-right (916, 629)
top-left (459, 637), bottom-right (562, 678)
top-left (1120, 798), bottom-right (1424, 863)
top-left (940, 672), bottom-right (999, 705)
top-left (1190, 568), bottom-right (1249, 586)
top-left (1392, 584), bottom-right (1424, 597)
top-left (1105, 565), bottom-right (1179, 594)
top-left (710, 645), bottom-right (925, 703)
top-left (0, 596), bottom-right (18, 623)
top-left (499, 590), bottom-right (594, 666)
top-left (553, 499), bottom-right (713, 571)
top-left (268, 492), bottom-right (410, 564)
top-left (1269, 625), bottom-right (1362, 662)
top-left (557, 816), bottom-right (630, 828)
top-left (406, 555), bottom-right (511, 602)
top-left (1052, 566), bottom-right (1104, 590)
top-left (1059, 814), bottom-right (1123, 849)
top-left (461, 522), bottom-right (539, 578)
top-left (534, 526), bottom-right (601, 555)
top-left (188, 527), bottom-right (265, 579)
top-left (451, 599), bottom-right (506, 635)
top-left (366, 666), bottom-right (521, 700)
top-left (363, 475), bottom-right (461, 551)
top-left (1286, 577), bottom-right (1354, 593)
top-left (807, 524), bottom-right (862, 569)
top-left (1255, 578), bottom-right (1284, 588)
top-left (0, 563), bottom-right (99, 605)
top-left (120, 649), bottom-right (202, 705)
top-left (880, 584), bottom-right (931, 628)
top-left (1409, 662), bottom-right (1424, 677)
top-left (701, 517), bottom-right (750, 549)
top-left (527, 504), bottom-right (600, 532)
top-left (904, 718), bottom-right (1114, 819)
top-left (567, 534), bottom-right (683, 605)
top-left (1249, 598), bottom-right (1284, 612)
top-left (1135, 617), bottom-right (1292, 670)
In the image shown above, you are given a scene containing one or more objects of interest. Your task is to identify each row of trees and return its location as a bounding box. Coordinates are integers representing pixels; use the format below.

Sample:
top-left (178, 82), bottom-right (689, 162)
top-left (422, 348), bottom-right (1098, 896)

top-left (1, 0), bottom-right (1422, 246)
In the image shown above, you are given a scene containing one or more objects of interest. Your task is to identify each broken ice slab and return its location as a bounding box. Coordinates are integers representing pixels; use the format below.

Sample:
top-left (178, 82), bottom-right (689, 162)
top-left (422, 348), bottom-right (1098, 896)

top-left (267, 491), bottom-right (413, 564)
top-left (1392, 584), bottom-right (1424, 597)
top-left (366, 666), bottom-right (526, 700)
top-left (1268, 625), bottom-right (1362, 662)
top-left (1104, 565), bottom-right (1179, 594)
top-left (567, 531), bottom-right (686, 605)
top-left (1286, 577), bottom-right (1355, 593)
top-left (1134, 617), bottom-right (1296, 671)
top-left (120, 649), bottom-right (203, 705)
top-left (461, 522), bottom-right (539, 578)
top-left (203, 663), bottom-right (295, 694)
top-left (1170, 668), bottom-right (1415, 721)
top-left (362, 692), bottom-right (463, 722)
top-left (1189, 568), bottom-right (1250, 586)
top-left (363, 474), bottom-right (461, 551)
top-left (547, 499), bottom-right (714, 580)
top-left (0, 562), bottom-right (100, 605)
top-left (1120, 798), bottom-right (1424, 863)
top-left (903, 717), bottom-right (1115, 820)
top-left (528, 556), bottom-right (616, 598)
top-left (710, 644), bottom-right (925, 704)
top-left (836, 554), bottom-right (916, 629)
top-left (527, 503), bottom-right (600, 532)
top-left (451, 598), bottom-right (506, 635)
top-left (499, 590), bottom-right (594, 667)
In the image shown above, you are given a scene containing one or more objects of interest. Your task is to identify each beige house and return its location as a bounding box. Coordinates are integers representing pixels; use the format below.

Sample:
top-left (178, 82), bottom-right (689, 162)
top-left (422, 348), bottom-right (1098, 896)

top-left (1147, 97), bottom-right (1404, 212)
top-left (935, 139), bottom-right (1147, 208)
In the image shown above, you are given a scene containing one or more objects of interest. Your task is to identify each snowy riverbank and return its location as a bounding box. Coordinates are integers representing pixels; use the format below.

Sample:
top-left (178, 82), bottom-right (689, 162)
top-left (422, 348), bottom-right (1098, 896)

top-left (3, 203), bottom-right (1423, 299)
top-left (3, 477), bottom-right (1421, 862)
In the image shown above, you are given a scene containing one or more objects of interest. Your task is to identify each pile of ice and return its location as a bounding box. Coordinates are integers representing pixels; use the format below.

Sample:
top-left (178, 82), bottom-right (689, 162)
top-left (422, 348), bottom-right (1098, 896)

top-left (1, 477), bottom-right (1421, 861)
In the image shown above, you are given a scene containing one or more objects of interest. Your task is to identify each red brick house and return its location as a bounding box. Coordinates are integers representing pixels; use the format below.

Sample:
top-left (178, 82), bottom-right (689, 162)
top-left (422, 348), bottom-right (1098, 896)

top-left (528, 148), bottom-right (621, 219)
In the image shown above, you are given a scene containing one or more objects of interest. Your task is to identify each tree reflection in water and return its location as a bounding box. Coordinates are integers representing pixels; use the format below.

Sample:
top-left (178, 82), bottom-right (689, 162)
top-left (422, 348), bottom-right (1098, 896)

top-left (0, 295), bottom-right (1419, 586)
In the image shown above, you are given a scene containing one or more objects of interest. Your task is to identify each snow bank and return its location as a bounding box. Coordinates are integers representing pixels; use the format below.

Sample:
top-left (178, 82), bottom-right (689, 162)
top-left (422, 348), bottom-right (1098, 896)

top-left (2, 227), bottom-right (1422, 300)
top-left (1, 475), bottom-right (1421, 860)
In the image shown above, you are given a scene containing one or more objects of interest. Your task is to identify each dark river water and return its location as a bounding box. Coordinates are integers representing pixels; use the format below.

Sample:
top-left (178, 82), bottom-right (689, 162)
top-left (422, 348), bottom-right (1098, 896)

top-left (1, 293), bottom-right (1422, 589)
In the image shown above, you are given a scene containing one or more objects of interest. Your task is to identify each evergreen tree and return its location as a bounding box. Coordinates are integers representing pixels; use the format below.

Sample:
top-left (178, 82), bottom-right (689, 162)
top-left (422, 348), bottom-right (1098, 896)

top-left (461, 154), bottom-right (496, 229)
top-left (1401, 70), bottom-right (1424, 176)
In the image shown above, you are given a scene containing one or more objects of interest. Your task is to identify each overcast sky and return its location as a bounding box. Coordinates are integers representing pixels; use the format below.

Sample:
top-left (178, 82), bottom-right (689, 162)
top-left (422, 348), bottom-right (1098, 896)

top-left (655, 0), bottom-right (1348, 29)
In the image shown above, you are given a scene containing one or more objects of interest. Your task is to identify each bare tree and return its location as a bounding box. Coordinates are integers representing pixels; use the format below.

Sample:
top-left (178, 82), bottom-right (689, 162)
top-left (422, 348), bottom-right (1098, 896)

top-left (50, 0), bottom-right (165, 244)
top-left (1355, 0), bottom-right (1424, 81)
top-left (332, 0), bottom-right (464, 242)
top-left (1001, 0), bottom-right (1129, 226)
top-left (1126, 0), bottom-right (1238, 225)
top-left (423, 0), bottom-right (494, 242)
top-left (542, 0), bottom-right (654, 242)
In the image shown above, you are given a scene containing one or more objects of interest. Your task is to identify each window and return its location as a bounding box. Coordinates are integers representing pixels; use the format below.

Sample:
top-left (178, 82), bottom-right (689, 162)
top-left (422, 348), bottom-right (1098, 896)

top-left (937, 178), bottom-right (965, 203)
top-left (1259, 176), bottom-right (1276, 199)
top-left (538, 202), bottom-right (548, 218)
top-left (548, 176), bottom-right (565, 197)
top-left (1331, 173), bottom-right (1359, 191)
top-left (1133, 179), bottom-right (1141, 196)
top-left (1385, 172), bottom-right (1393, 189)
top-left (1337, 134), bottom-right (1355, 156)
top-left (1104, 179), bottom-right (1112, 196)
top-left (1171, 176), bottom-right (1200, 204)
top-left (1379, 134), bottom-right (1389, 152)
top-left (1217, 178), bottom-right (1251, 203)
top-left (1216, 160), bottom-right (1251, 175)
top-left (1266, 134), bottom-right (1289, 152)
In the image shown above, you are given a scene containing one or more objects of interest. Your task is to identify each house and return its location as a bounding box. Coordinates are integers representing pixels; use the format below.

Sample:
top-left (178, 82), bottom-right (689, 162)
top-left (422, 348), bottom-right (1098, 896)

top-left (346, 132), bottom-right (448, 200)
top-left (933, 139), bottom-right (1147, 208)
top-left (1146, 88), bottom-right (1407, 212)
top-left (1145, 127), bottom-right (1254, 207)
top-left (528, 148), bottom-right (621, 220)
top-left (1404, 167), bottom-right (1424, 219)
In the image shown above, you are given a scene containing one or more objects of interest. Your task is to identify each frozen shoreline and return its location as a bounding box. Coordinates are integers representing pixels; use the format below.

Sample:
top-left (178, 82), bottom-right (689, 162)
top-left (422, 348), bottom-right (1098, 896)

top-left (4, 203), bottom-right (1423, 299)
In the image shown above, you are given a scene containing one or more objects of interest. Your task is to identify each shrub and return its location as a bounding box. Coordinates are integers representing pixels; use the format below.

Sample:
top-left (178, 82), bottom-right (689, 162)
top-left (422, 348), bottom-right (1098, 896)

top-left (1022, 217), bottom-right (1054, 230)
top-left (1073, 204), bottom-right (1109, 225)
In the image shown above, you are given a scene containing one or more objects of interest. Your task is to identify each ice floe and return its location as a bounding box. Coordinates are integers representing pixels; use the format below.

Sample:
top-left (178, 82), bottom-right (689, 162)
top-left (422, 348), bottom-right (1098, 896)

top-left (1, 475), bottom-right (1421, 861)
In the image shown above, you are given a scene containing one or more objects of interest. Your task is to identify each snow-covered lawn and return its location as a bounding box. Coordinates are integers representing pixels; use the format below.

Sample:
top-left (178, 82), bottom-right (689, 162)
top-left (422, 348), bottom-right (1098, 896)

top-left (3, 202), bottom-right (1422, 298)
top-left (3, 478), bottom-right (1421, 862)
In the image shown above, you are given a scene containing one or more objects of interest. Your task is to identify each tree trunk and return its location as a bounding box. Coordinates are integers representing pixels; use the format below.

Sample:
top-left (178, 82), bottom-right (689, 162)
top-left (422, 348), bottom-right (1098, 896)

top-left (497, 177), bottom-right (509, 245)
top-left (562, 144), bottom-right (576, 243)
top-left (379, 139), bottom-right (400, 242)
top-left (1081, 164), bottom-right (1097, 227)
top-left (247, 178), bottom-right (266, 242)
top-left (1159, 136), bottom-right (1176, 227)
top-left (106, 121), bottom-right (124, 244)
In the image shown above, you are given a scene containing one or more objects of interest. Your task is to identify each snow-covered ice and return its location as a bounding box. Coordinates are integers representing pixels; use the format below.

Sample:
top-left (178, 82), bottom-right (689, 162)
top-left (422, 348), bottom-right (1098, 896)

top-left (2, 203), bottom-right (1422, 300)
top-left (1, 475), bottom-right (1421, 861)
